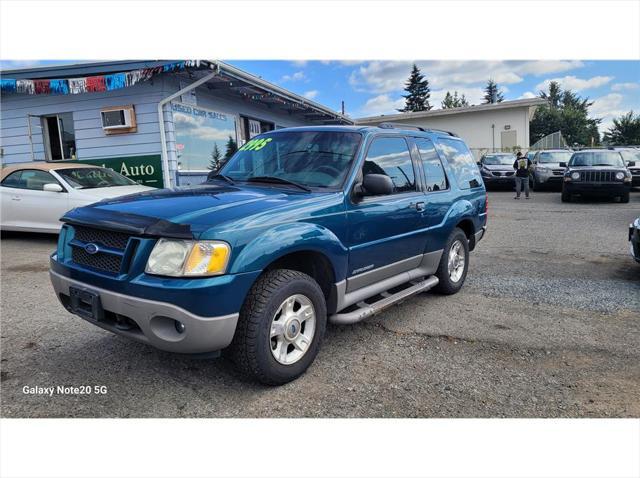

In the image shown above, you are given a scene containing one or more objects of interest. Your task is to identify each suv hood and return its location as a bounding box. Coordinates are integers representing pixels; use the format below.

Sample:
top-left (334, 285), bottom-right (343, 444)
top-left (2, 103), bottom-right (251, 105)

top-left (482, 164), bottom-right (514, 171)
top-left (62, 183), bottom-right (332, 238)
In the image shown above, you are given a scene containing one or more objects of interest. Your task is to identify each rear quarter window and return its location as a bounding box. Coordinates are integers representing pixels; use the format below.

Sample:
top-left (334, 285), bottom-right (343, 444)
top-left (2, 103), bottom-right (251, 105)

top-left (435, 138), bottom-right (482, 190)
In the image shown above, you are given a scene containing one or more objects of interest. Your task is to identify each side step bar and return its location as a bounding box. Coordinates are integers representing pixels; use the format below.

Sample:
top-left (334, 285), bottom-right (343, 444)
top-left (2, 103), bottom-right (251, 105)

top-left (329, 275), bottom-right (439, 325)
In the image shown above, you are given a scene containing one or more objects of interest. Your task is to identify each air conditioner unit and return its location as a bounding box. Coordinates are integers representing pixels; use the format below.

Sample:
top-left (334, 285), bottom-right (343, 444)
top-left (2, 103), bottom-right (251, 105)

top-left (101, 106), bottom-right (135, 131)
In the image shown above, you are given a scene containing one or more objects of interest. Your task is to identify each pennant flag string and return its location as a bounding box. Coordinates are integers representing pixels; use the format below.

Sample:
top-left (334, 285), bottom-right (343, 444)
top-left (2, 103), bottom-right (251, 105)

top-left (0, 60), bottom-right (203, 96)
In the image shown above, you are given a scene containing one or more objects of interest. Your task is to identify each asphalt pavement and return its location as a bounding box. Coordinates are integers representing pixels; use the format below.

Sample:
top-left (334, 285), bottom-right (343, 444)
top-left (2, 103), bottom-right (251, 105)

top-left (1, 191), bottom-right (639, 417)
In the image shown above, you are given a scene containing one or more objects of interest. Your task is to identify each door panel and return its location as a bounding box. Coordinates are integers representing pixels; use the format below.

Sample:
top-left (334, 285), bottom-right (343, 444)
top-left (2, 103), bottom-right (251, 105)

top-left (14, 188), bottom-right (69, 231)
top-left (415, 138), bottom-right (454, 253)
top-left (346, 136), bottom-right (427, 291)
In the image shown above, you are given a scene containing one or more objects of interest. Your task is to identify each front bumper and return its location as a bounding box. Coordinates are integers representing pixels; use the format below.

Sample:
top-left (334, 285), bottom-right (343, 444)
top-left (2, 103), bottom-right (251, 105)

top-left (50, 269), bottom-right (240, 354)
top-left (481, 174), bottom-right (515, 186)
top-left (563, 182), bottom-right (630, 196)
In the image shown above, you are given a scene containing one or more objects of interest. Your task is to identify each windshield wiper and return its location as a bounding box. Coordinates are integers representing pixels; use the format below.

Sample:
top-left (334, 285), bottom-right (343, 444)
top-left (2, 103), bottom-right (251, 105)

top-left (247, 176), bottom-right (311, 192)
top-left (591, 164), bottom-right (616, 166)
top-left (207, 174), bottom-right (235, 185)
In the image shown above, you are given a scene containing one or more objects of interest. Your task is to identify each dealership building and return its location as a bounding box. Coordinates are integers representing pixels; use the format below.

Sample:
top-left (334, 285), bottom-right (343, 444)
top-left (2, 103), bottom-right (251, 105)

top-left (0, 60), bottom-right (352, 187)
top-left (356, 98), bottom-right (547, 159)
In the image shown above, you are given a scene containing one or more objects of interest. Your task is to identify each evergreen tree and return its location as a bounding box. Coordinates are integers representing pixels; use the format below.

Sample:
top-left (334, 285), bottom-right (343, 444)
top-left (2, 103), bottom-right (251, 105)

top-left (222, 135), bottom-right (238, 167)
top-left (603, 111), bottom-right (640, 145)
top-left (397, 64), bottom-right (432, 112)
top-left (208, 143), bottom-right (222, 171)
top-left (442, 90), bottom-right (469, 109)
top-left (530, 82), bottom-right (601, 147)
top-left (483, 79), bottom-right (504, 104)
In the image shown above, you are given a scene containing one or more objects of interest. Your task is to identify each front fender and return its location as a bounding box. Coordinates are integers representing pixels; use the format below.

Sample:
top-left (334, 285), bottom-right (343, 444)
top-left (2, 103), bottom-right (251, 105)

top-left (229, 222), bottom-right (349, 281)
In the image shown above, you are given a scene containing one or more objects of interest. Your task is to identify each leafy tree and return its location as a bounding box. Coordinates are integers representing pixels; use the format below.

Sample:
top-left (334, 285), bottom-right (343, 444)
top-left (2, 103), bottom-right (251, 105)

top-left (441, 91), bottom-right (469, 109)
top-left (397, 64), bottom-right (432, 112)
top-left (208, 143), bottom-right (222, 171)
top-left (603, 111), bottom-right (640, 145)
top-left (530, 82), bottom-right (600, 147)
top-left (483, 79), bottom-right (504, 104)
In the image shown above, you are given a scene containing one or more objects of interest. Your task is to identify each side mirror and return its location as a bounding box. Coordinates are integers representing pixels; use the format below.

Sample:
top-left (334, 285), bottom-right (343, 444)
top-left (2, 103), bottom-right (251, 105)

top-left (476, 161), bottom-right (481, 166)
top-left (627, 161), bottom-right (636, 167)
top-left (43, 183), bottom-right (64, 193)
top-left (362, 174), bottom-right (394, 196)
top-left (559, 162), bottom-right (567, 168)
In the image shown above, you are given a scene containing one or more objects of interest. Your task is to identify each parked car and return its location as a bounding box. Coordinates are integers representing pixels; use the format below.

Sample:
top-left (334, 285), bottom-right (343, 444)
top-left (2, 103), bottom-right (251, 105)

top-left (477, 152), bottom-right (517, 189)
top-left (1, 162), bottom-right (152, 233)
top-left (560, 149), bottom-right (633, 203)
top-left (528, 149), bottom-right (573, 191)
top-left (629, 217), bottom-right (640, 263)
top-left (614, 147), bottom-right (640, 187)
top-left (49, 125), bottom-right (488, 384)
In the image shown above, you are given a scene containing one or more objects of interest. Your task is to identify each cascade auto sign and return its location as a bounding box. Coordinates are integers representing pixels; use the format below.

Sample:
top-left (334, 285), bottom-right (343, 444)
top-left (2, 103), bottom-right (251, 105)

top-left (79, 154), bottom-right (164, 187)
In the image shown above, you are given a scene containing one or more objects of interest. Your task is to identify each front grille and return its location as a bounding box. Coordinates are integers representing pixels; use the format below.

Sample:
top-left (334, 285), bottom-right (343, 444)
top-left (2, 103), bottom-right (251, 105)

top-left (580, 170), bottom-right (615, 182)
top-left (73, 225), bottom-right (131, 250)
top-left (552, 169), bottom-right (564, 176)
top-left (72, 247), bottom-right (123, 274)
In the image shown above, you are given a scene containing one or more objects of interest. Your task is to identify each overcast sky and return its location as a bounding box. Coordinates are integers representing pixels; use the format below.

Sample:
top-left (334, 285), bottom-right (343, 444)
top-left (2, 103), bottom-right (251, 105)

top-left (2, 59), bottom-right (638, 135)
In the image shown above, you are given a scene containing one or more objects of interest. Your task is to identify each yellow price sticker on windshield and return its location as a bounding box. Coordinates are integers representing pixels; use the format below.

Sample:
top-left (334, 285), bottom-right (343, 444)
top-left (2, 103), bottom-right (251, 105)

top-left (239, 137), bottom-right (272, 151)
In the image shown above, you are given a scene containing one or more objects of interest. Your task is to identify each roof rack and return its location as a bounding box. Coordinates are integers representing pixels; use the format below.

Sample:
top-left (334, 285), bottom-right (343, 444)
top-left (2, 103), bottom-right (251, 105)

top-left (377, 122), bottom-right (457, 137)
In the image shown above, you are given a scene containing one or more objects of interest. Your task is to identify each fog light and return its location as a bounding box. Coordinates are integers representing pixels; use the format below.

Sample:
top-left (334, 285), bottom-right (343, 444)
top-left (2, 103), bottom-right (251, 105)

top-left (174, 320), bottom-right (186, 334)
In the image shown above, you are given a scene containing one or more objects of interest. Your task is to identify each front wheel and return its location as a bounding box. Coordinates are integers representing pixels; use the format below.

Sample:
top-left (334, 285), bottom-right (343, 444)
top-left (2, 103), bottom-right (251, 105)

top-left (561, 189), bottom-right (571, 202)
top-left (621, 191), bottom-right (630, 203)
top-left (434, 227), bottom-right (469, 295)
top-left (227, 269), bottom-right (327, 385)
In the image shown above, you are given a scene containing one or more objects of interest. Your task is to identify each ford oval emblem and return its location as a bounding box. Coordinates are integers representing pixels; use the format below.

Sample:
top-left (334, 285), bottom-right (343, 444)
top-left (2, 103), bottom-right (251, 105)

top-left (84, 243), bottom-right (99, 255)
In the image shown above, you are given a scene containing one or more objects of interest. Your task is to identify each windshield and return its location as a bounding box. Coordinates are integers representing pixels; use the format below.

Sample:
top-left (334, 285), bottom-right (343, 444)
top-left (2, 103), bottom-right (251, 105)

top-left (483, 154), bottom-right (515, 165)
top-left (569, 151), bottom-right (625, 167)
top-left (56, 167), bottom-right (137, 189)
top-left (619, 149), bottom-right (640, 164)
top-left (219, 131), bottom-right (362, 188)
top-left (538, 151), bottom-right (573, 163)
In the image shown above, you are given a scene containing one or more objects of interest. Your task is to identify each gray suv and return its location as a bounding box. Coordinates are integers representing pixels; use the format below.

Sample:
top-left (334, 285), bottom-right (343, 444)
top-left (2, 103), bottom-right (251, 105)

top-left (529, 149), bottom-right (573, 191)
top-left (615, 148), bottom-right (640, 187)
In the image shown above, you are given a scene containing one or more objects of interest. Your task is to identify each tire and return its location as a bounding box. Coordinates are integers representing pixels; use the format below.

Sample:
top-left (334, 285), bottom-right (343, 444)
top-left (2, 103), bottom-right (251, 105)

top-left (227, 269), bottom-right (327, 385)
top-left (561, 189), bottom-right (571, 202)
top-left (532, 176), bottom-right (541, 192)
top-left (434, 227), bottom-right (469, 295)
top-left (621, 191), bottom-right (630, 203)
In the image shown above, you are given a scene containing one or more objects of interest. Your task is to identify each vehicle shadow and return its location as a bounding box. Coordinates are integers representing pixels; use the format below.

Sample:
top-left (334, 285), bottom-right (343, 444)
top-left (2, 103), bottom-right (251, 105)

top-left (1, 230), bottom-right (59, 243)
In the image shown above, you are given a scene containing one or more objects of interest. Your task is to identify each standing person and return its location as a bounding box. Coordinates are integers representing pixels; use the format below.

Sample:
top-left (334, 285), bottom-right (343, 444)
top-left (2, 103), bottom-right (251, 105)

top-left (513, 151), bottom-right (531, 199)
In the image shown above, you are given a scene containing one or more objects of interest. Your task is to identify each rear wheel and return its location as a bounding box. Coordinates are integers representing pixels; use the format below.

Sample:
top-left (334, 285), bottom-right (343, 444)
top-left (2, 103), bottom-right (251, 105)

top-left (227, 269), bottom-right (327, 385)
top-left (434, 227), bottom-right (469, 295)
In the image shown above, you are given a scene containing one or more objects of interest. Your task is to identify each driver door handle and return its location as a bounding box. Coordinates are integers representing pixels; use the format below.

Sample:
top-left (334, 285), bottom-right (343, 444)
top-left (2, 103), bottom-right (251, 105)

top-left (410, 201), bottom-right (425, 212)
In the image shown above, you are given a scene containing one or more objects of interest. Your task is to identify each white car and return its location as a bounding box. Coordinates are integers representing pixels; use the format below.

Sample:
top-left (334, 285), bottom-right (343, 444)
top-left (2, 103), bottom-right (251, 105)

top-left (1, 162), bottom-right (153, 233)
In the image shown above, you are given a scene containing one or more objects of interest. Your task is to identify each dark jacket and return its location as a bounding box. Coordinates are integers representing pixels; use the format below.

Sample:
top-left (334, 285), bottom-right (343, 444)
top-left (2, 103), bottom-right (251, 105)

top-left (513, 157), bottom-right (531, 178)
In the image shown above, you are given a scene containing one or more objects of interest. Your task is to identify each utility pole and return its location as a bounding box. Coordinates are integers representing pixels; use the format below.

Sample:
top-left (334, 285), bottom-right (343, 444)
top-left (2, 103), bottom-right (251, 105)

top-left (341, 101), bottom-right (345, 115)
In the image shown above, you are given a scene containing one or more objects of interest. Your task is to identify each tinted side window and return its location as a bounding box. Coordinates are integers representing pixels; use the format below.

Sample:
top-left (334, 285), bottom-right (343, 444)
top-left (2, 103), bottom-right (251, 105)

top-left (416, 139), bottom-right (448, 192)
top-left (436, 138), bottom-right (482, 189)
top-left (18, 170), bottom-right (57, 191)
top-left (363, 137), bottom-right (415, 194)
top-left (1, 171), bottom-right (23, 188)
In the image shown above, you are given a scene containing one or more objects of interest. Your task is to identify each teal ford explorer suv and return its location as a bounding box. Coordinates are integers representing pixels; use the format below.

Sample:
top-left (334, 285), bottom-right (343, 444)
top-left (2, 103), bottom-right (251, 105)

top-left (50, 124), bottom-right (487, 384)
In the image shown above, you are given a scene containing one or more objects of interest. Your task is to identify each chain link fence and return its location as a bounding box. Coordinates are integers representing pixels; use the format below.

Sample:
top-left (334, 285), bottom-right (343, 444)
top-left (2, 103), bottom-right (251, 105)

top-left (530, 131), bottom-right (568, 151)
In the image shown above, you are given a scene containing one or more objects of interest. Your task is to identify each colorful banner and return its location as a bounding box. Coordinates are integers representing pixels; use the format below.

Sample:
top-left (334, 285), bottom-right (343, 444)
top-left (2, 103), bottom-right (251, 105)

top-left (0, 60), bottom-right (203, 96)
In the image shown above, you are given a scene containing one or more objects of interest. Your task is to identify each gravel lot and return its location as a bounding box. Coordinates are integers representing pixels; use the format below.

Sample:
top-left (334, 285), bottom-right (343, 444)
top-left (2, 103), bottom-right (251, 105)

top-left (1, 191), bottom-right (639, 418)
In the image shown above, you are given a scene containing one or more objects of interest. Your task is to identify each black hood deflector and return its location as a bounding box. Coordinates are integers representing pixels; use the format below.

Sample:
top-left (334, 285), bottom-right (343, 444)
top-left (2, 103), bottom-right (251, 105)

top-left (61, 207), bottom-right (193, 239)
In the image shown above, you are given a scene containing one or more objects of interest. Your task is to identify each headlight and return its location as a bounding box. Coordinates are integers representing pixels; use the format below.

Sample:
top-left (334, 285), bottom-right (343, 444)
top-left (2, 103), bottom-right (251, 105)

top-left (145, 239), bottom-right (231, 277)
top-left (570, 172), bottom-right (580, 180)
top-left (615, 172), bottom-right (625, 180)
